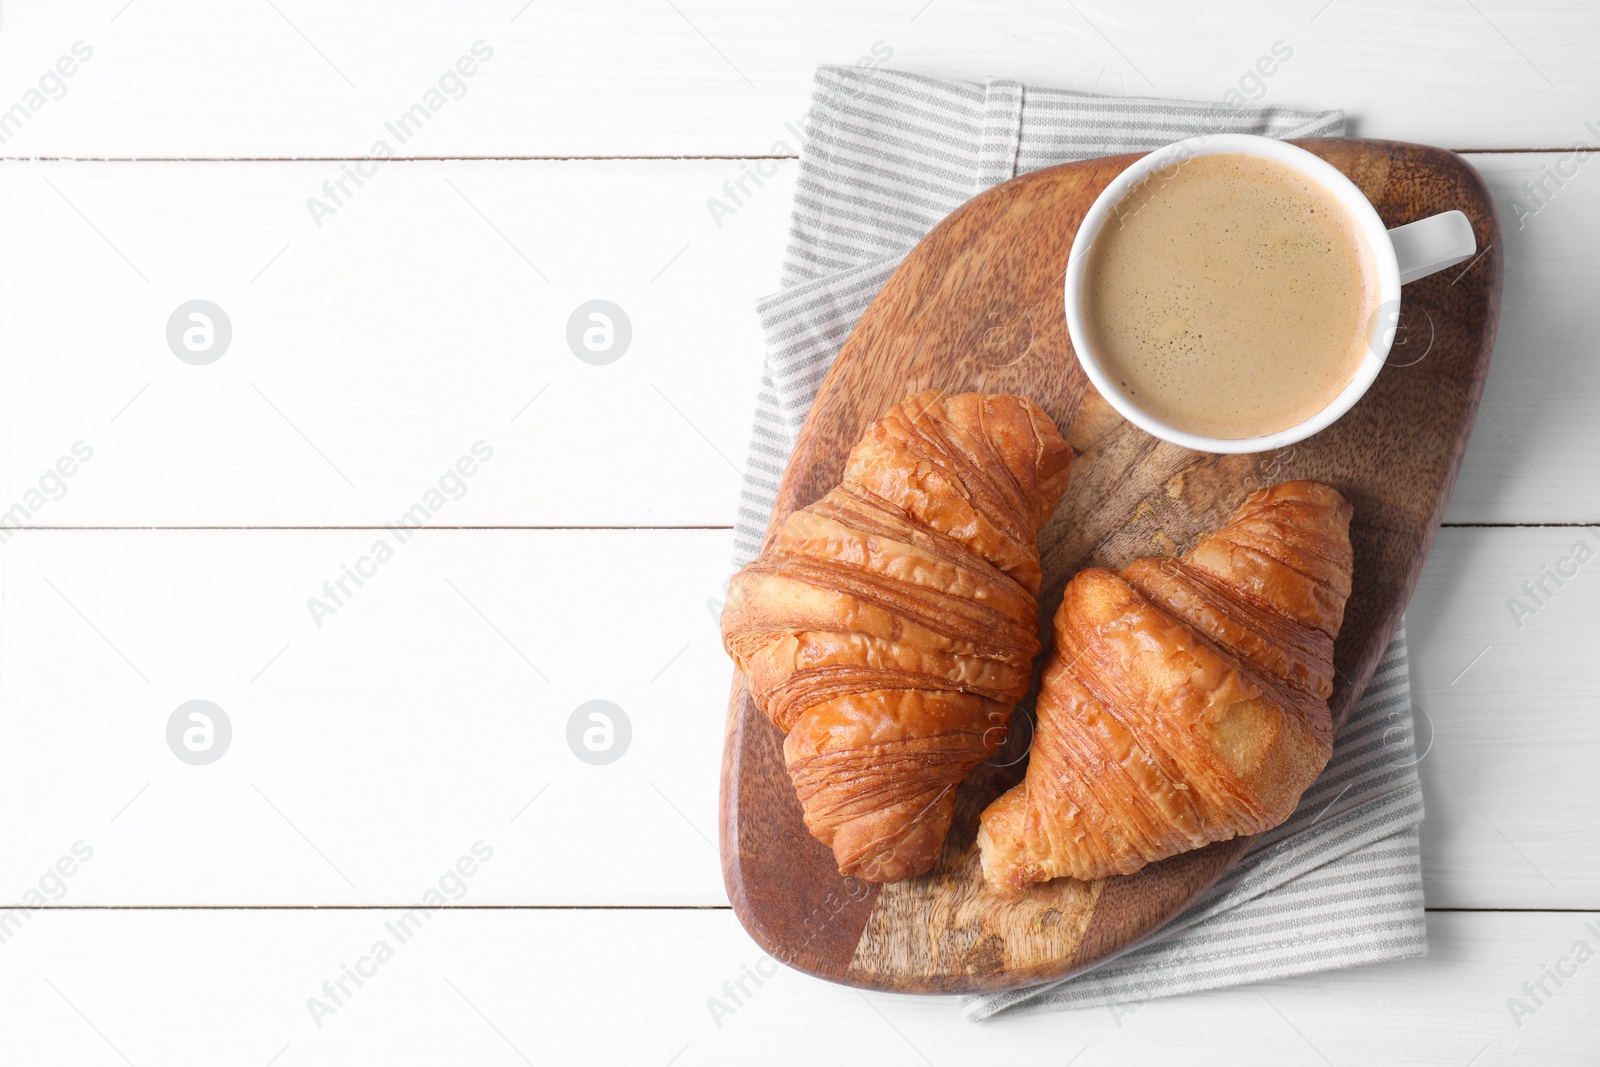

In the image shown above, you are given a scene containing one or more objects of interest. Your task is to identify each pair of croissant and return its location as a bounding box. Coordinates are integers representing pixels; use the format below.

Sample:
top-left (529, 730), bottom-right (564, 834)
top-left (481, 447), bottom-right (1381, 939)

top-left (721, 391), bottom-right (1353, 887)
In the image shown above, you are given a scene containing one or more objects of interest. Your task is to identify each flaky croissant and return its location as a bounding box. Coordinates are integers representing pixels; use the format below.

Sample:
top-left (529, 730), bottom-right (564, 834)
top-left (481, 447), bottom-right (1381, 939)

top-left (978, 480), bottom-right (1353, 888)
top-left (722, 391), bottom-right (1072, 883)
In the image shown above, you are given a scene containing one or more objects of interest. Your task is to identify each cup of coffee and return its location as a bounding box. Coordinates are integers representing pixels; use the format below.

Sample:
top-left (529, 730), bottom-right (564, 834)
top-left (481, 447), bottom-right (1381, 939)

top-left (1064, 133), bottom-right (1477, 454)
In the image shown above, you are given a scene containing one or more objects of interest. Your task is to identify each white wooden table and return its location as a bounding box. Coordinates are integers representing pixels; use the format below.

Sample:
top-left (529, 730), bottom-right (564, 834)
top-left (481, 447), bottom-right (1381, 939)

top-left (0, 2), bottom-right (1595, 1063)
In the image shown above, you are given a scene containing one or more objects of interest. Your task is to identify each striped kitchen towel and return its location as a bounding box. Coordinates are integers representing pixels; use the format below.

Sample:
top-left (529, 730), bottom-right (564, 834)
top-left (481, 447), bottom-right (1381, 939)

top-left (729, 65), bottom-right (1427, 1020)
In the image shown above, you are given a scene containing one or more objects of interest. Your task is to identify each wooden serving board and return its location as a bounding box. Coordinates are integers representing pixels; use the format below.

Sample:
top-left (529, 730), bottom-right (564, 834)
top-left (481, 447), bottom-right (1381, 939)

top-left (720, 138), bottom-right (1502, 994)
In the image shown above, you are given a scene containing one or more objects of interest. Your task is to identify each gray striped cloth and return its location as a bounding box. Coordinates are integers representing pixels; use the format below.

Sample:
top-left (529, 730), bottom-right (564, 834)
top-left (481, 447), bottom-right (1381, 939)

top-left (728, 66), bottom-right (1426, 1020)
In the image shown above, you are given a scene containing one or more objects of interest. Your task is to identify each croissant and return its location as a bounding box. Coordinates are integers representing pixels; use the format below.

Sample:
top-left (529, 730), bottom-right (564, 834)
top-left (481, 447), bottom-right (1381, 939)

top-left (978, 480), bottom-right (1353, 888)
top-left (722, 391), bottom-right (1072, 883)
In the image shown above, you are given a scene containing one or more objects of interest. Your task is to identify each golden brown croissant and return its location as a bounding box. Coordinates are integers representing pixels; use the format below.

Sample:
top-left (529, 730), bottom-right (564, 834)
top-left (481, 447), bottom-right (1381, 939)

top-left (722, 391), bottom-right (1072, 883)
top-left (978, 480), bottom-right (1353, 888)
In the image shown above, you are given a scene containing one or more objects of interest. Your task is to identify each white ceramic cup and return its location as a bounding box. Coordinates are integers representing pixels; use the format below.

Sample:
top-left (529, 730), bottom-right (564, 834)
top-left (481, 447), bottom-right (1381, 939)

top-left (1063, 134), bottom-right (1478, 454)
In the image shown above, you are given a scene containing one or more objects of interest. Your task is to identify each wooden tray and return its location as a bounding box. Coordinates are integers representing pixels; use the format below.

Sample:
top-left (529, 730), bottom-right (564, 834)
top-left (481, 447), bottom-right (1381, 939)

top-left (719, 138), bottom-right (1501, 994)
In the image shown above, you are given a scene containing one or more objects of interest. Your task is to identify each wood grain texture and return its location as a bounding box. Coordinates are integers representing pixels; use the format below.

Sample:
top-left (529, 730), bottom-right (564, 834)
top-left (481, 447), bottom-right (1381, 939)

top-left (2, 526), bottom-right (1599, 909)
top-left (0, 159), bottom-right (783, 527)
top-left (721, 138), bottom-right (1502, 993)
top-left (2, 909), bottom-right (1595, 1066)
top-left (5, 1), bottom-right (1600, 157)
top-left (0, 153), bottom-right (1589, 526)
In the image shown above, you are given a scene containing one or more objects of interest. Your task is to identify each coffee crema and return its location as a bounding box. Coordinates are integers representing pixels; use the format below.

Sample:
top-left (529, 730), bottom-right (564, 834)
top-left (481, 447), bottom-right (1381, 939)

top-left (1081, 152), bottom-right (1379, 440)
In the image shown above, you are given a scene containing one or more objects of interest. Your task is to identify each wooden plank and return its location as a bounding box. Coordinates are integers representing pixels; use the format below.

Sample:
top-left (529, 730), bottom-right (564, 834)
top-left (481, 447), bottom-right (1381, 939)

top-left (0, 158), bottom-right (786, 527)
top-left (0, 526), bottom-right (1593, 910)
top-left (1445, 152), bottom-right (1600, 525)
top-left (0, 152), bottom-right (1594, 527)
top-left (1409, 526), bottom-right (1600, 909)
top-left (1, 2), bottom-right (1597, 157)
top-left (0, 529), bottom-right (731, 906)
top-left (0, 908), bottom-right (1592, 1063)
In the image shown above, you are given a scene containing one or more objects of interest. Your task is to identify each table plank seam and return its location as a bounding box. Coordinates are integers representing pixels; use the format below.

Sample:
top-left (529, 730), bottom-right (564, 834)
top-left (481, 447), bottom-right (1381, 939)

top-left (0, 522), bottom-right (1582, 532)
top-left (0, 525), bottom-right (739, 532)
top-left (0, 147), bottom-right (1580, 163)
top-left (9, 905), bottom-right (1594, 913)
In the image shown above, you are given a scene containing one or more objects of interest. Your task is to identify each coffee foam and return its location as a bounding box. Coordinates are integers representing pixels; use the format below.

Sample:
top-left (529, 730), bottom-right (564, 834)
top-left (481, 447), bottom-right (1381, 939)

top-left (1084, 153), bottom-right (1378, 440)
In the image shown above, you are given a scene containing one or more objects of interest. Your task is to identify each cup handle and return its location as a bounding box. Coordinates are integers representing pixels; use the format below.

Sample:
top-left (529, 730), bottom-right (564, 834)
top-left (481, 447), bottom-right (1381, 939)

top-left (1388, 210), bottom-right (1477, 285)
